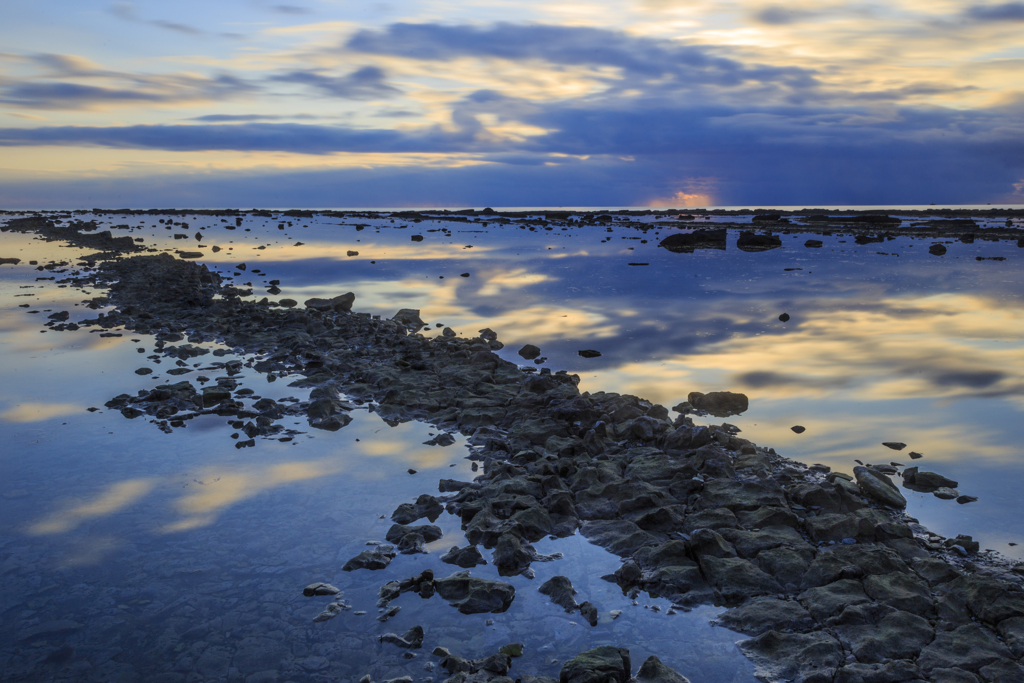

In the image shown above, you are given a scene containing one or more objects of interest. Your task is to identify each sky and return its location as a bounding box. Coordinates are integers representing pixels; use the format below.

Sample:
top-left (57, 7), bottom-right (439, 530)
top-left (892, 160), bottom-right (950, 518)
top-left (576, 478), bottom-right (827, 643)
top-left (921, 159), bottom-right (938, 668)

top-left (1, 1), bottom-right (1023, 208)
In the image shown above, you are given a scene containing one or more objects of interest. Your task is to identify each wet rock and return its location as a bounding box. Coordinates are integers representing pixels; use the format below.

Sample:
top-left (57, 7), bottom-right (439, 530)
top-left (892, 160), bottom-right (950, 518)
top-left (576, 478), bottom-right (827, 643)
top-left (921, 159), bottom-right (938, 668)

top-left (658, 229), bottom-right (727, 253)
top-left (0, 257), bottom-right (21, 265)
top-left (902, 467), bottom-right (958, 490)
top-left (736, 232), bottom-right (783, 252)
top-left (916, 623), bottom-right (1014, 674)
top-left (539, 576), bottom-right (579, 612)
top-left (392, 309), bottom-right (426, 329)
top-left (559, 646), bottom-right (631, 683)
top-left (832, 660), bottom-right (923, 683)
top-left (385, 524), bottom-right (443, 554)
top-left (492, 533), bottom-right (534, 576)
top-left (303, 582), bottom-right (341, 596)
top-left (799, 579), bottom-right (871, 620)
top-left (881, 442), bottom-right (906, 450)
top-left (392, 494), bottom-right (444, 524)
top-left (826, 602), bottom-right (933, 663)
top-left (580, 520), bottom-right (660, 557)
top-left (579, 350), bottom-right (602, 358)
top-left (633, 656), bottom-right (690, 683)
top-left (381, 625), bottom-right (424, 649)
top-left (579, 601), bottom-right (598, 626)
top-left (313, 600), bottom-right (351, 622)
top-left (791, 425), bottom-right (805, 433)
top-left (499, 643), bottom-right (524, 657)
top-left (434, 571), bottom-right (516, 614)
top-left (700, 556), bottom-right (782, 604)
top-left (518, 344), bottom-right (541, 360)
top-left (911, 557), bottom-right (961, 586)
top-left (343, 544), bottom-right (397, 571)
top-left (804, 240), bottom-right (823, 248)
top-left (442, 545), bottom-right (487, 568)
top-left (853, 467), bottom-right (906, 508)
top-left (738, 631), bottom-right (842, 683)
top-left (715, 597), bottom-right (815, 635)
top-left (929, 244), bottom-right (948, 255)
top-left (686, 391), bottom-right (748, 417)
top-left (17, 620), bottom-right (82, 642)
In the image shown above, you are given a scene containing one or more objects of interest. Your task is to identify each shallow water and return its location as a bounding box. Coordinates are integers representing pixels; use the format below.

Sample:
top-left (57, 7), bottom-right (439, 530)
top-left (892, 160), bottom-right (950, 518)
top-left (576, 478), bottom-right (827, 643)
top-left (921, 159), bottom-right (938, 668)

top-left (1, 209), bottom-right (1022, 681)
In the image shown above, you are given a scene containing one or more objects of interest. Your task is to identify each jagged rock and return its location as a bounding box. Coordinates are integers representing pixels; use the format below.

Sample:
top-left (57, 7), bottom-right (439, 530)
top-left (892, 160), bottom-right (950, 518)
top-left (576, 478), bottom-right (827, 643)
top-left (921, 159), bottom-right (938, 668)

top-left (539, 576), bottom-right (578, 612)
top-left (442, 545), bottom-right (487, 568)
top-left (392, 494), bottom-right (444, 524)
top-left (579, 601), bottom-right (598, 626)
top-left (434, 571), bottom-right (515, 614)
top-left (632, 655), bottom-right (691, 683)
top-left (916, 624), bottom-right (1014, 673)
top-left (716, 597), bottom-right (815, 635)
top-left (313, 600), bottom-right (350, 622)
top-left (826, 602), bottom-right (933, 663)
top-left (738, 631), bottom-right (843, 683)
top-left (304, 292), bottom-right (354, 312)
top-left (303, 583), bottom-right (340, 597)
top-left (799, 580), bottom-right (871, 621)
top-left (385, 524), bottom-right (443, 554)
top-left (381, 625), bottom-right (424, 649)
top-left (519, 344), bottom-right (541, 360)
top-left (560, 646), bottom-right (631, 683)
top-left (492, 533), bottom-right (534, 576)
top-left (343, 544), bottom-right (397, 571)
top-left (853, 467), bottom-right (906, 508)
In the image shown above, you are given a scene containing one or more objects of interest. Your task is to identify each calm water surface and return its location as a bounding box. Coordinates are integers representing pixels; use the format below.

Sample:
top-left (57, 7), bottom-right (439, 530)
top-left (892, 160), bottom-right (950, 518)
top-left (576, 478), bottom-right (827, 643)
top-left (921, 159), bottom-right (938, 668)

top-left (1, 209), bottom-right (1022, 681)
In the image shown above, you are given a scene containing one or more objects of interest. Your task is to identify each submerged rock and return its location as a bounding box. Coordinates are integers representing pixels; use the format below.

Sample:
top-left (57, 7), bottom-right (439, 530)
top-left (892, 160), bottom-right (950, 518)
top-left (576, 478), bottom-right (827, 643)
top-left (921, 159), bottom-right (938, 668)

top-left (434, 571), bottom-right (515, 614)
top-left (539, 576), bottom-right (578, 612)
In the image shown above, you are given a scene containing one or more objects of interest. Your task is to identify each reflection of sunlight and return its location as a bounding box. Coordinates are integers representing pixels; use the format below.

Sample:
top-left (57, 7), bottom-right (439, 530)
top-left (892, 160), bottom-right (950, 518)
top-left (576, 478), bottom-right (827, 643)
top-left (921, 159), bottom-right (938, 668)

top-left (477, 269), bottom-right (555, 296)
top-left (60, 536), bottom-right (122, 568)
top-left (1, 402), bottom-right (83, 423)
top-left (28, 479), bottom-right (157, 535)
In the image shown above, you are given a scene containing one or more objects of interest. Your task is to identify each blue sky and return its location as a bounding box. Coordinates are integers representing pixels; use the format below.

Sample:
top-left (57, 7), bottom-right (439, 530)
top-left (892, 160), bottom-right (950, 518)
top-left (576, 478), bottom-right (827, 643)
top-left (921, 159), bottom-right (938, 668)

top-left (1, 0), bottom-right (1023, 207)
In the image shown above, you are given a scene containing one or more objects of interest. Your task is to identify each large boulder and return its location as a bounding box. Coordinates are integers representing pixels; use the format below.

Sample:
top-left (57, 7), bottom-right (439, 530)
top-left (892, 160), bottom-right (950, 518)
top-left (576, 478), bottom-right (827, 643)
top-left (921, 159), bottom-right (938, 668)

top-left (687, 391), bottom-right (748, 417)
top-left (853, 467), bottom-right (906, 509)
top-left (559, 646), bottom-right (631, 683)
top-left (434, 571), bottom-right (515, 614)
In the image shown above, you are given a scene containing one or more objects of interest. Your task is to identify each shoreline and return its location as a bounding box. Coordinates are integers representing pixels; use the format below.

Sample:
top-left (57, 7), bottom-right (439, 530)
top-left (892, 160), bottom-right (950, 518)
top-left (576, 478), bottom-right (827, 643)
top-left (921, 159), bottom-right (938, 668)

top-left (4, 214), bottom-right (1024, 682)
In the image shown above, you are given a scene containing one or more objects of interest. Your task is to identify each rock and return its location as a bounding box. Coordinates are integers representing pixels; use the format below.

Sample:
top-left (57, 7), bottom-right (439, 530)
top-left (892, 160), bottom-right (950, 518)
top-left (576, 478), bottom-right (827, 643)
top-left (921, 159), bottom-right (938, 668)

top-left (385, 524), bottom-right (443, 554)
top-left (391, 494), bottom-right (444, 524)
top-left (434, 571), bottom-right (516, 614)
top-left (313, 600), bottom-right (350, 622)
top-left (791, 425), bottom-right (805, 433)
top-left (392, 309), bottom-right (426, 329)
top-left (799, 580), bottom-right (871, 621)
top-left (304, 292), bottom-right (355, 312)
top-left (929, 244), bottom-right (947, 255)
top-left (518, 344), bottom-right (541, 360)
top-left (736, 232), bottom-right (783, 251)
top-left (492, 533), bottom-right (534, 576)
top-left (716, 597), bottom-right (815, 635)
top-left (779, 313), bottom-right (790, 322)
top-left (934, 487), bottom-right (959, 499)
top-left (633, 656), bottom-right (690, 683)
top-left (903, 468), bottom-right (958, 490)
top-left (580, 520), bottom-right (660, 557)
top-left (826, 602), bottom-right (933, 663)
top-left (381, 625), bottom-right (424, 649)
top-left (0, 257), bottom-right (21, 265)
top-left (135, 367), bottom-right (153, 375)
top-left (686, 391), bottom-right (748, 417)
top-left (956, 495), bottom-right (978, 504)
top-left (738, 631), bottom-right (843, 683)
top-left (343, 544), bottom-right (397, 571)
top-left (917, 624), bottom-right (1014, 673)
top-left (804, 240), bottom-right (823, 248)
top-left (881, 442), bottom-right (906, 450)
top-left (853, 466), bottom-right (906, 508)
top-left (699, 556), bottom-right (782, 604)
top-left (559, 646), bottom-right (631, 683)
top-left (578, 350), bottom-right (602, 358)
top-left (579, 601), bottom-right (598, 626)
top-left (499, 643), bottom-right (524, 657)
top-left (303, 582), bottom-right (340, 596)
top-left (658, 229), bottom-right (727, 253)
top-left (539, 576), bottom-right (578, 612)
top-left (441, 545), bottom-right (487, 568)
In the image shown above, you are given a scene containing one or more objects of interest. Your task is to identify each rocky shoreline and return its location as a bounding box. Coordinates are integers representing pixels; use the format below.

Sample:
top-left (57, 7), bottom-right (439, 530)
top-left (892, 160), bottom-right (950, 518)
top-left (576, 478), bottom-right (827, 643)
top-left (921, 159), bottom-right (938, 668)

top-left (5, 213), bottom-right (1024, 683)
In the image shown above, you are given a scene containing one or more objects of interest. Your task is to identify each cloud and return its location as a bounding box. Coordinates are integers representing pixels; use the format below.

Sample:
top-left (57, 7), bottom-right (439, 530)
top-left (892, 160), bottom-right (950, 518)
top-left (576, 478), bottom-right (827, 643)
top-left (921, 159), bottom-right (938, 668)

top-left (271, 4), bottom-right (311, 15)
top-left (0, 73), bottom-right (257, 110)
top-left (270, 66), bottom-right (401, 99)
top-left (345, 22), bottom-right (820, 90)
top-left (966, 3), bottom-right (1024, 21)
top-left (752, 6), bottom-right (817, 25)
top-left (109, 2), bottom-right (208, 36)
top-left (190, 113), bottom-right (318, 122)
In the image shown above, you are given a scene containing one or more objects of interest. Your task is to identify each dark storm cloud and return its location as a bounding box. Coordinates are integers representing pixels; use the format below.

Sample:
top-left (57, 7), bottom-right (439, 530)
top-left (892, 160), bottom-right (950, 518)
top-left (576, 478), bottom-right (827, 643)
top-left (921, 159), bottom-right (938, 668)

top-left (270, 66), bottom-right (401, 99)
top-left (966, 3), bottom-right (1024, 21)
top-left (346, 23), bottom-right (820, 89)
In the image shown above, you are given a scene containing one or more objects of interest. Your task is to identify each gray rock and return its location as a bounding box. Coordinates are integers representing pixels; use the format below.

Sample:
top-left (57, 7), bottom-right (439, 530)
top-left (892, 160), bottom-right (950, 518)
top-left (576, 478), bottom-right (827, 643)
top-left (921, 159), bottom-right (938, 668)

top-left (579, 520), bottom-right (660, 557)
top-left (686, 391), bottom-right (748, 417)
top-left (738, 631), bottom-right (843, 683)
top-left (863, 571), bottom-right (933, 615)
top-left (304, 292), bottom-right (355, 312)
top-left (381, 625), bottom-right (424, 649)
top-left (826, 603), bottom-right (933, 663)
top-left (385, 523), bottom-right (443, 554)
top-left (302, 582), bottom-right (340, 596)
top-left (392, 309), bottom-right (426, 329)
top-left (715, 597), bottom-right (815, 635)
top-left (832, 660), bottom-right (923, 683)
top-left (539, 576), bottom-right (578, 612)
top-left (343, 544), bottom-right (397, 571)
top-left (699, 556), bottom-right (782, 604)
top-left (434, 571), bottom-right (516, 614)
top-left (853, 467), bottom-right (906, 508)
top-left (559, 646), bottom-right (631, 683)
top-left (313, 600), bottom-right (350, 622)
top-left (492, 533), bottom-right (534, 576)
top-left (579, 601), bottom-right (598, 626)
top-left (918, 623), bottom-right (1015, 673)
top-left (441, 545), bottom-right (487, 568)
top-left (518, 344), bottom-right (541, 360)
top-left (391, 494), bottom-right (444, 524)
top-left (632, 655), bottom-right (691, 683)
top-left (799, 579), bottom-right (871, 621)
